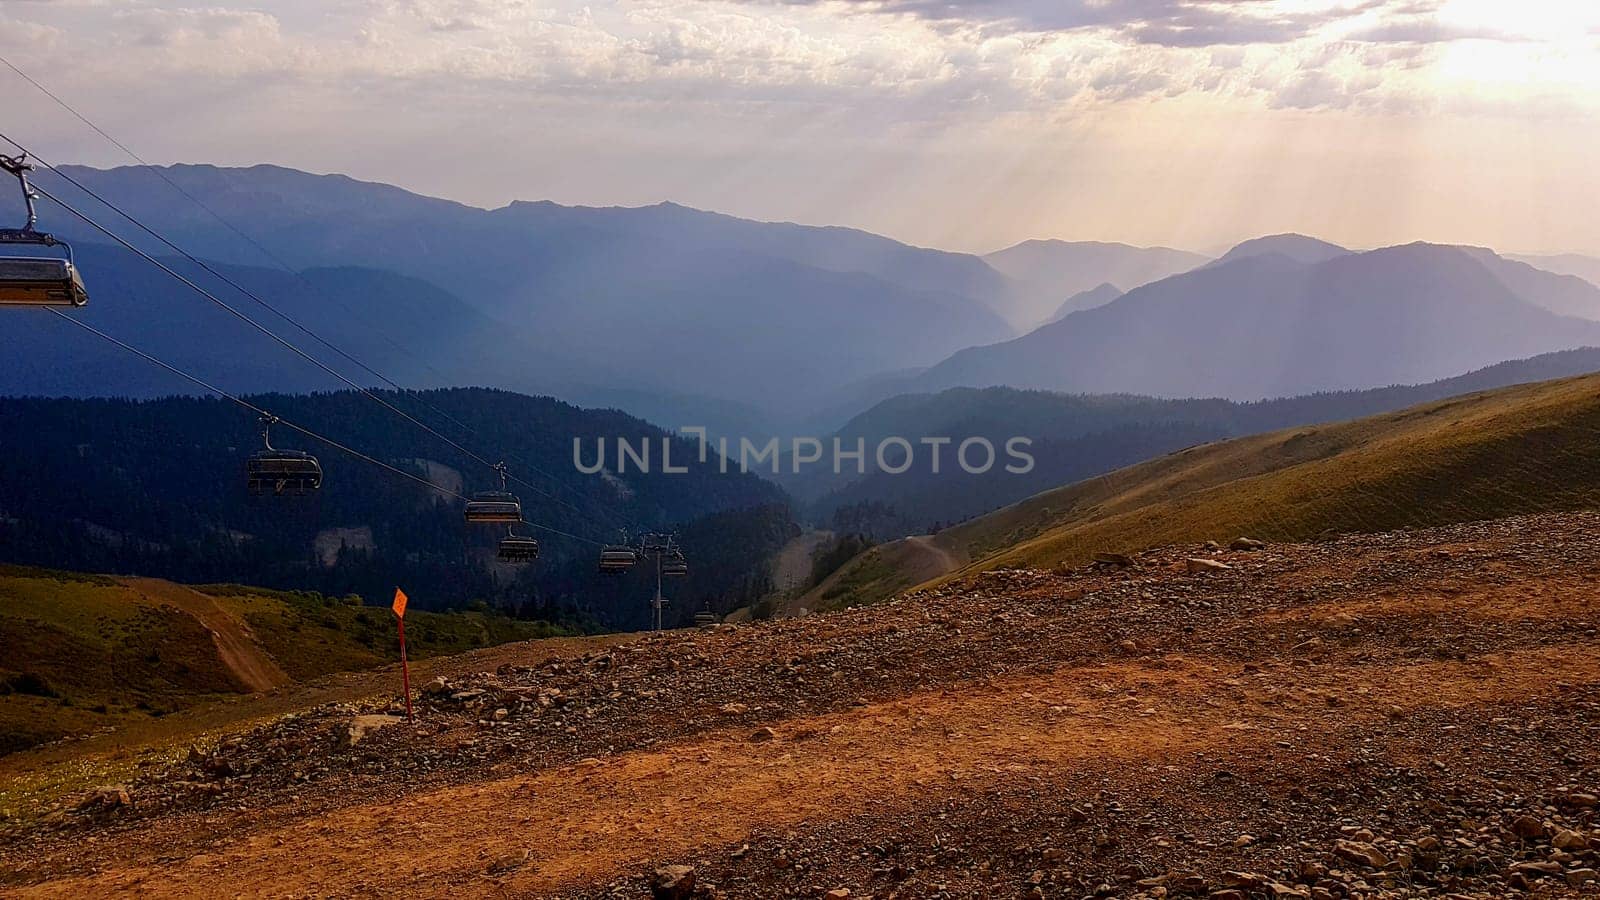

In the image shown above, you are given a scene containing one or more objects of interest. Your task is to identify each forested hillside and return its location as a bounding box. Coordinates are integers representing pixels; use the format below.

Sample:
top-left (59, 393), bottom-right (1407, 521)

top-left (810, 348), bottom-right (1600, 536)
top-left (0, 389), bottom-right (794, 630)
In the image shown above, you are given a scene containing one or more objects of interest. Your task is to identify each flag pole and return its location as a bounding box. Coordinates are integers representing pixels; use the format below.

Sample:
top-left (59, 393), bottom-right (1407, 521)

top-left (393, 587), bottom-right (413, 722)
top-left (397, 615), bottom-right (413, 722)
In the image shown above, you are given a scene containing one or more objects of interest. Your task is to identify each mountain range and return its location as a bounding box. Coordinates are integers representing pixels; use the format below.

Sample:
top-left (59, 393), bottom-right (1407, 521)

top-left (899, 240), bottom-right (1600, 402)
top-left (10, 164), bottom-right (1600, 438)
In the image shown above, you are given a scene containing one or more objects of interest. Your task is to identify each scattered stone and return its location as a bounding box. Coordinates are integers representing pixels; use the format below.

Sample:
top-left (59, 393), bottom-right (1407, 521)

top-left (1230, 537), bottom-right (1267, 551)
top-left (1094, 552), bottom-right (1135, 567)
top-left (748, 727), bottom-right (778, 743)
top-left (1186, 558), bottom-right (1233, 574)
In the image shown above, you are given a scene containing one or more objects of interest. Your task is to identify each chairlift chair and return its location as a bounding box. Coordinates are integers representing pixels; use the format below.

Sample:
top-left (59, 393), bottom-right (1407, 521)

top-left (598, 546), bottom-right (637, 574)
top-left (0, 155), bottom-right (88, 307)
top-left (497, 528), bottom-right (540, 563)
top-left (464, 462), bottom-right (522, 524)
top-left (246, 416), bottom-right (322, 495)
top-left (693, 609), bottom-right (717, 628)
top-left (662, 550), bottom-right (688, 578)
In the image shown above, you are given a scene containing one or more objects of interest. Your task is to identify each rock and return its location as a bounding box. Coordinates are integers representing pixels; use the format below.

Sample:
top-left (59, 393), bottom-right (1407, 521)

top-left (1568, 868), bottom-right (1598, 887)
top-left (421, 676), bottom-right (450, 697)
top-left (1265, 882), bottom-right (1309, 899)
top-left (346, 714), bottom-right (405, 747)
top-left (1222, 871), bottom-right (1265, 889)
top-left (78, 785), bottom-right (131, 812)
top-left (1186, 558), bottom-right (1232, 573)
top-left (1041, 848), bottom-right (1067, 864)
top-left (1333, 840), bottom-right (1389, 869)
top-left (1511, 861), bottom-right (1563, 878)
top-left (1230, 537), bottom-right (1266, 551)
top-left (1512, 815), bottom-right (1547, 839)
top-left (486, 849), bottom-right (530, 874)
top-left (651, 865), bottom-right (696, 899)
top-left (1094, 552), bottom-right (1135, 567)
top-left (719, 703), bottom-right (749, 715)
top-left (1553, 829), bottom-right (1587, 850)
top-left (824, 890), bottom-right (851, 899)
top-left (748, 726), bottom-right (778, 743)
top-left (1209, 891), bottom-right (1246, 900)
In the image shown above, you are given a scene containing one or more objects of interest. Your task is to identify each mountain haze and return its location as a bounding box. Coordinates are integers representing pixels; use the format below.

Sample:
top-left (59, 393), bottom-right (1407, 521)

top-left (33, 165), bottom-right (1015, 421)
top-left (910, 243), bottom-right (1600, 401)
top-left (982, 240), bottom-right (1207, 328)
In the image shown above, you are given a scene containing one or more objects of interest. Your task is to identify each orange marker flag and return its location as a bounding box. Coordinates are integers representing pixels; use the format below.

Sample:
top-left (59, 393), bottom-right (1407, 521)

top-left (393, 587), bottom-right (413, 721)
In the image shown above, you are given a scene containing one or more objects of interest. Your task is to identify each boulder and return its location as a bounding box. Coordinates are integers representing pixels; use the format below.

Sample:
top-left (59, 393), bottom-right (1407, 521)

top-left (651, 865), bottom-right (696, 899)
top-left (1230, 537), bottom-right (1267, 551)
top-left (1333, 839), bottom-right (1388, 869)
top-left (346, 714), bottom-right (405, 747)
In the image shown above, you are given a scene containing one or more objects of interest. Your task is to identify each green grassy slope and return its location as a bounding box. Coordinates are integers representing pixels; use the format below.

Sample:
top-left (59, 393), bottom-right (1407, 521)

top-left (817, 371), bottom-right (1600, 607)
top-left (0, 569), bottom-right (563, 754)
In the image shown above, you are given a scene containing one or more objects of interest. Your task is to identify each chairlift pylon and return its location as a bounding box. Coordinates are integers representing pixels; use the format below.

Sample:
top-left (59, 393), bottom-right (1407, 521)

top-left (0, 154), bottom-right (88, 307)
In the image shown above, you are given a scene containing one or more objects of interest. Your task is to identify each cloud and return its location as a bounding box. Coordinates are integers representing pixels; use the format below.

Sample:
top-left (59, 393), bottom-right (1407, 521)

top-left (752, 0), bottom-right (1395, 46)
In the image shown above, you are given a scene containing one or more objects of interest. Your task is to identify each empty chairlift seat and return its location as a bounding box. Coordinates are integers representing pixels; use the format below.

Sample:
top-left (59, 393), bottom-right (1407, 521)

top-left (497, 534), bottom-right (541, 563)
top-left (1, 154), bottom-right (89, 308)
top-left (0, 256), bottom-right (88, 307)
top-left (246, 449), bottom-right (323, 495)
top-left (662, 551), bottom-right (689, 577)
top-left (598, 546), bottom-right (637, 574)
top-left (464, 491), bottom-right (522, 524)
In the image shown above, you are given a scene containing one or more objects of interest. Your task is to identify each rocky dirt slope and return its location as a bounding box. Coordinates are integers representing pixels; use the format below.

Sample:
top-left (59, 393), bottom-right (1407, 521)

top-left (2, 512), bottom-right (1599, 898)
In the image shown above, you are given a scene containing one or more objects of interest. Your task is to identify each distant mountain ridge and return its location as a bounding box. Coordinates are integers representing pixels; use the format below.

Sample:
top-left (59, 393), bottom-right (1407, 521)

top-left (1210, 233), bottom-right (1350, 266)
top-left (982, 239), bottom-right (1207, 328)
top-left (34, 164), bottom-right (1016, 422)
top-left (905, 241), bottom-right (1600, 401)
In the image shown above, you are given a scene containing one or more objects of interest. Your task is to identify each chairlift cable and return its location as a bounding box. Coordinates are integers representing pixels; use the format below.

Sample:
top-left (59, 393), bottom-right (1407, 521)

top-left (40, 309), bottom-right (608, 547)
top-left (0, 68), bottom-right (606, 515)
top-left (15, 173), bottom-right (589, 522)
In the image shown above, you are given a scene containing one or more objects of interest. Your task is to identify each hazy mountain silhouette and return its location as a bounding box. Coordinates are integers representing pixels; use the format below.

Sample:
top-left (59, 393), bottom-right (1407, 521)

top-left (907, 243), bottom-right (1600, 400)
top-left (1210, 233), bottom-right (1350, 266)
top-left (982, 240), bottom-right (1207, 328)
top-left (1046, 283), bottom-right (1124, 322)
top-left (1454, 247), bottom-right (1600, 320)
top-left (1511, 253), bottom-right (1600, 290)
top-left (33, 165), bottom-right (1014, 420)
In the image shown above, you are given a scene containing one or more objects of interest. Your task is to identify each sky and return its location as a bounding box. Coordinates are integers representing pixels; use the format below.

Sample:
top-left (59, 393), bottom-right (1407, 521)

top-left (1, 0), bottom-right (1598, 256)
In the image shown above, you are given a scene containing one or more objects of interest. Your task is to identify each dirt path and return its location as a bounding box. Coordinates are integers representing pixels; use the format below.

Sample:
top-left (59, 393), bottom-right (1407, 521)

top-left (17, 640), bottom-right (1600, 898)
top-left (902, 534), bottom-right (961, 576)
top-left (772, 530), bottom-right (833, 596)
top-left (120, 578), bottom-right (292, 693)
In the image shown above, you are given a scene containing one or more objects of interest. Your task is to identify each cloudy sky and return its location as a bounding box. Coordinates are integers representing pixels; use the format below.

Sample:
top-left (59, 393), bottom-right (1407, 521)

top-left (2, 0), bottom-right (1598, 255)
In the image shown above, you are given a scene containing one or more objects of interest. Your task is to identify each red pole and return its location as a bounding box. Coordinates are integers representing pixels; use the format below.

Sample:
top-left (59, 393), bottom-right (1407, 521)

top-left (397, 614), bottom-right (413, 722)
